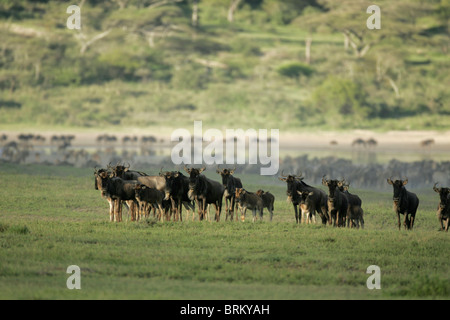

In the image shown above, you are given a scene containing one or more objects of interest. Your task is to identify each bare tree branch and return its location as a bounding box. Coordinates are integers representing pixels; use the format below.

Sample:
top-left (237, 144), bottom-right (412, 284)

top-left (76, 29), bottom-right (112, 54)
top-left (228, 0), bottom-right (243, 23)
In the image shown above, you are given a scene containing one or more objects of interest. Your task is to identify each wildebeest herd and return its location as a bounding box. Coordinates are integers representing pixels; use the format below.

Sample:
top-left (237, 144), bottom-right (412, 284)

top-left (94, 163), bottom-right (449, 231)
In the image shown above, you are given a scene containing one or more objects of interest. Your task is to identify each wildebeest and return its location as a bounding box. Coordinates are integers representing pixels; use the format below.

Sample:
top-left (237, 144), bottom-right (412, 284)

top-left (134, 184), bottom-right (164, 221)
top-left (296, 191), bottom-right (316, 224)
top-left (98, 175), bottom-right (139, 222)
top-left (279, 171), bottom-right (328, 224)
top-left (94, 168), bottom-right (116, 222)
top-left (352, 138), bottom-right (366, 147)
top-left (110, 162), bottom-right (147, 180)
top-left (322, 176), bottom-right (349, 227)
top-left (338, 180), bottom-right (364, 229)
top-left (184, 166), bottom-right (225, 221)
top-left (387, 177), bottom-right (419, 230)
top-left (255, 190), bottom-right (275, 221)
top-left (235, 188), bottom-right (264, 222)
top-left (160, 170), bottom-right (195, 221)
top-left (433, 183), bottom-right (450, 232)
top-left (216, 167), bottom-right (243, 221)
top-left (420, 139), bottom-right (435, 147)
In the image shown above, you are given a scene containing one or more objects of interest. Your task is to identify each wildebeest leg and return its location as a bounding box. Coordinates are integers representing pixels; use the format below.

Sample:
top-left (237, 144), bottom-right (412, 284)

top-left (252, 209), bottom-right (257, 223)
top-left (178, 199), bottom-right (183, 222)
top-left (128, 201), bottom-right (136, 221)
top-left (437, 208), bottom-right (444, 230)
top-left (108, 199), bottom-right (115, 222)
top-left (229, 196), bottom-right (234, 221)
top-left (226, 197), bottom-right (230, 221)
top-left (332, 210), bottom-right (338, 227)
top-left (182, 202), bottom-right (193, 221)
top-left (318, 206), bottom-right (327, 225)
top-left (201, 199), bottom-right (207, 221)
top-left (403, 212), bottom-right (409, 230)
top-left (146, 202), bottom-right (151, 218)
top-left (409, 214), bottom-right (415, 230)
top-left (293, 204), bottom-right (299, 224)
top-left (114, 199), bottom-right (121, 222)
top-left (240, 206), bottom-right (247, 222)
top-left (269, 207), bottom-right (273, 222)
top-left (157, 202), bottom-right (164, 221)
top-left (120, 200), bottom-right (125, 222)
top-left (211, 203), bottom-right (218, 222)
top-left (310, 211), bottom-right (316, 224)
top-left (397, 212), bottom-right (401, 230)
top-left (196, 198), bottom-right (202, 220)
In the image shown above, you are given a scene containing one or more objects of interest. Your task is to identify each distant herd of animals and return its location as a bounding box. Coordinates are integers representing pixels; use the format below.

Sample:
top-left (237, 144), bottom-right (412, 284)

top-left (94, 163), bottom-right (449, 232)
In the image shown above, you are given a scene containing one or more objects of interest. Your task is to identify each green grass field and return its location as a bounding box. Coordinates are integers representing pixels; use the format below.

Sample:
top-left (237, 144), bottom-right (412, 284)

top-left (0, 163), bottom-right (449, 300)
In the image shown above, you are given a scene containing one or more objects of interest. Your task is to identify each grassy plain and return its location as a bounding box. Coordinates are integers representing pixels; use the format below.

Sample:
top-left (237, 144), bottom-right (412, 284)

top-left (0, 163), bottom-right (448, 300)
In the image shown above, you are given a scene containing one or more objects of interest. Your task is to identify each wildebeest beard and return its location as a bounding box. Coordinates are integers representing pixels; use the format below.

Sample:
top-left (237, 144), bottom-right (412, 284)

top-left (188, 175), bottom-right (206, 201)
top-left (286, 179), bottom-right (302, 203)
top-left (393, 185), bottom-right (407, 211)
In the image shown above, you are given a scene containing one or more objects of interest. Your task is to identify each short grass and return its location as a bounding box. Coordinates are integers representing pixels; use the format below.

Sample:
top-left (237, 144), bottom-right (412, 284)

top-left (0, 164), bottom-right (448, 300)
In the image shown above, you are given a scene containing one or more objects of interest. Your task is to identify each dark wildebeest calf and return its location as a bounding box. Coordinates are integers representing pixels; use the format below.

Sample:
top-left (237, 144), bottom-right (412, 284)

top-left (387, 177), bottom-right (419, 230)
top-left (185, 166), bottom-right (225, 221)
top-left (256, 190), bottom-right (275, 221)
top-left (235, 188), bottom-right (264, 222)
top-left (433, 183), bottom-right (450, 232)
top-left (322, 177), bottom-right (349, 227)
top-left (216, 167), bottom-right (243, 221)
top-left (134, 184), bottom-right (164, 221)
top-left (279, 171), bottom-right (328, 224)
top-left (338, 180), bottom-right (364, 229)
top-left (296, 191), bottom-right (317, 224)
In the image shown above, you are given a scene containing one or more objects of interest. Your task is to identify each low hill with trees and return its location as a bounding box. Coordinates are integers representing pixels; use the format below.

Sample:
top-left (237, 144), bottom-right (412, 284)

top-left (0, 0), bottom-right (448, 131)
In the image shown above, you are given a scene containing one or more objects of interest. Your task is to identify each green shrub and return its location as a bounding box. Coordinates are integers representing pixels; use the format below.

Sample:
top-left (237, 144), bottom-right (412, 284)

top-left (277, 62), bottom-right (313, 82)
top-left (310, 76), bottom-right (370, 119)
top-left (171, 64), bottom-right (210, 90)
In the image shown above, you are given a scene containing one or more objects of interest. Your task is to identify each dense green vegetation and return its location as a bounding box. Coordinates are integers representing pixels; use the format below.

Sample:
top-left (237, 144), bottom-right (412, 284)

top-left (0, 164), bottom-right (449, 299)
top-left (0, 0), bottom-right (449, 131)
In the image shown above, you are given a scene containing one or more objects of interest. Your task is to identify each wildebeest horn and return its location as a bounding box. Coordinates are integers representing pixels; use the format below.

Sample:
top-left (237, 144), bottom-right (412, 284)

top-left (433, 182), bottom-right (440, 193)
top-left (281, 170), bottom-right (287, 177)
top-left (403, 178), bottom-right (408, 185)
top-left (230, 166), bottom-right (236, 174)
top-left (184, 165), bottom-right (190, 173)
top-left (199, 166), bottom-right (206, 173)
top-left (322, 175), bottom-right (328, 185)
top-left (387, 176), bottom-right (394, 185)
